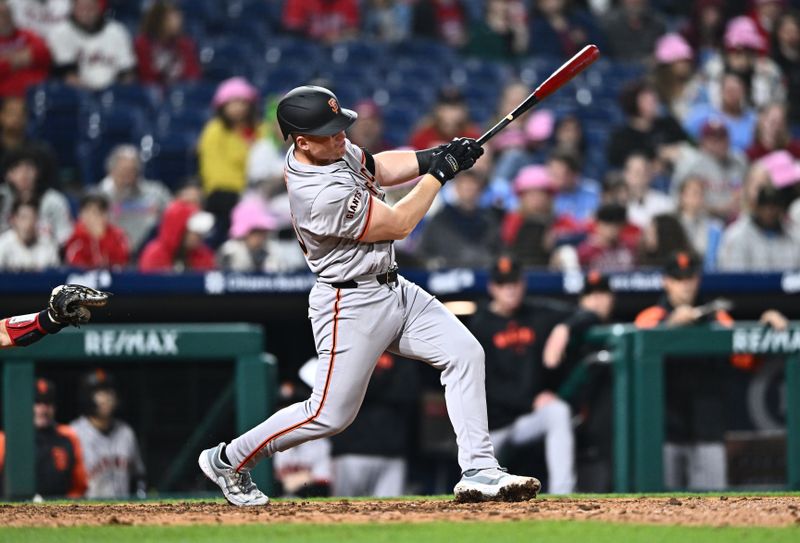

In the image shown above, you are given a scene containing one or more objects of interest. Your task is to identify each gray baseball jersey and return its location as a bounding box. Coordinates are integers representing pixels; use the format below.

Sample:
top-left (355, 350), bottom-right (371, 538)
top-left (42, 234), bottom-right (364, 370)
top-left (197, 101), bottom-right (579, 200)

top-left (70, 416), bottom-right (145, 499)
top-left (284, 139), bottom-right (394, 283)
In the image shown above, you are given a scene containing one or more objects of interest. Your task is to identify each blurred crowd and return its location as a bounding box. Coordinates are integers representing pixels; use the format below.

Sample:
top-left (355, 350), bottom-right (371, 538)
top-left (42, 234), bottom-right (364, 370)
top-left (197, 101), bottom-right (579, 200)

top-left (1, 0), bottom-right (800, 274)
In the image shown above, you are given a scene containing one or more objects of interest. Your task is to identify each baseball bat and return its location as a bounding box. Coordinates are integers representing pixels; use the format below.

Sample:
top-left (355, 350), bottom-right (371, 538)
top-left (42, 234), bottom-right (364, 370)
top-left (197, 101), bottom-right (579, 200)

top-left (476, 44), bottom-right (601, 146)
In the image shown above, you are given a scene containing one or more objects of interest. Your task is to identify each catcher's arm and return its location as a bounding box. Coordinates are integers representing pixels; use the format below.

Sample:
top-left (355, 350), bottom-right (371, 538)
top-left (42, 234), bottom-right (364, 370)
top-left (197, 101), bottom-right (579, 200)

top-left (0, 284), bottom-right (111, 349)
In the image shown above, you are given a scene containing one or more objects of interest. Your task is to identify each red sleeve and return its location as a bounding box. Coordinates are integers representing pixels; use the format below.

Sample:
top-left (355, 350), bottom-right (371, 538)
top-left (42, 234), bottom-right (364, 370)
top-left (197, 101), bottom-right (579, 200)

top-left (189, 246), bottom-right (216, 271)
top-left (134, 36), bottom-right (159, 84)
top-left (139, 243), bottom-right (170, 272)
top-left (23, 30), bottom-right (51, 72)
top-left (179, 37), bottom-right (201, 80)
top-left (0, 58), bottom-right (11, 79)
top-left (64, 238), bottom-right (91, 268)
top-left (282, 0), bottom-right (307, 31)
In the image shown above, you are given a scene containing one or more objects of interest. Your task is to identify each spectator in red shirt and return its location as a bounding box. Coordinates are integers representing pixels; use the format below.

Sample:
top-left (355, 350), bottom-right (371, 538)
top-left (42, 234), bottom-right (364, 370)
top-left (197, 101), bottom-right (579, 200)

top-left (409, 86), bottom-right (480, 150)
top-left (0, 0), bottom-right (51, 97)
top-left (134, 0), bottom-right (200, 86)
top-left (577, 203), bottom-right (637, 272)
top-left (139, 199), bottom-right (215, 272)
top-left (64, 193), bottom-right (129, 269)
top-left (282, 0), bottom-right (359, 44)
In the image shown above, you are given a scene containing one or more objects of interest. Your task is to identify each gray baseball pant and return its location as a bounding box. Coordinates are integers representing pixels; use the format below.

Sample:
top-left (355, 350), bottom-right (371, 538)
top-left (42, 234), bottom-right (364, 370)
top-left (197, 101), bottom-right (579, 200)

top-left (489, 398), bottom-right (576, 494)
top-left (226, 275), bottom-right (499, 473)
top-left (663, 442), bottom-right (727, 490)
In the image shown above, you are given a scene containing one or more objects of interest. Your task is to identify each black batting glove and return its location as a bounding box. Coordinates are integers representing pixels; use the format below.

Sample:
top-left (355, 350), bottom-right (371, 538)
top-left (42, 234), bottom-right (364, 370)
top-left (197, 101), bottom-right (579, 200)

top-left (415, 143), bottom-right (449, 176)
top-left (427, 138), bottom-right (484, 185)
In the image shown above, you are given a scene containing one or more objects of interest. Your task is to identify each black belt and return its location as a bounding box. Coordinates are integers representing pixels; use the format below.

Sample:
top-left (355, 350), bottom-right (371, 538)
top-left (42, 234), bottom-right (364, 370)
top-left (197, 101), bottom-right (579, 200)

top-left (332, 268), bottom-right (398, 289)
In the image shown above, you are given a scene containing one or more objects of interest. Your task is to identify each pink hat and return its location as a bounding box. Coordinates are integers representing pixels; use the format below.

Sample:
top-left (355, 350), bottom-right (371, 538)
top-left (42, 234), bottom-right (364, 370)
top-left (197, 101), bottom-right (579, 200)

top-left (758, 150), bottom-right (800, 188)
top-left (514, 165), bottom-right (555, 194)
top-left (525, 109), bottom-right (555, 143)
top-left (724, 16), bottom-right (767, 52)
top-left (655, 33), bottom-right (693, 64)
top-left (229, 197), bottom-right (277, 239)
top-left (212, 77), bottom-right (258, 108)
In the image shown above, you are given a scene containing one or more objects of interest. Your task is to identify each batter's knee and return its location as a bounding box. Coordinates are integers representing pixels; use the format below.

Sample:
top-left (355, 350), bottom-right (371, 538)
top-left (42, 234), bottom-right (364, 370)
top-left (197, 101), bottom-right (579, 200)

top-left (543, 398), bottom-right (571, 426)
top-left (316, 406), bottom-right (358, 437)
top-left (452, 335), bottom-right (485, 367)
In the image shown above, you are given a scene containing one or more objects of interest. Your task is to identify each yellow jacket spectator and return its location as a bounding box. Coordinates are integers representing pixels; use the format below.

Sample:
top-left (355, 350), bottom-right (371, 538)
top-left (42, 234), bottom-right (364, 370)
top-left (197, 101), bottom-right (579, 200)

top-left (199, 77), bottom-right (263, 246)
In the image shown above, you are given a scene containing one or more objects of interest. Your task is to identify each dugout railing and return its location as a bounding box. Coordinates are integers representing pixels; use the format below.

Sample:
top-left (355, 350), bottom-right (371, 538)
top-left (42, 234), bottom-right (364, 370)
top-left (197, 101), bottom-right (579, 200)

top-left (0, 323), bottom-right (276, 500)
top-left (587, 323), bottom-right (800, 493)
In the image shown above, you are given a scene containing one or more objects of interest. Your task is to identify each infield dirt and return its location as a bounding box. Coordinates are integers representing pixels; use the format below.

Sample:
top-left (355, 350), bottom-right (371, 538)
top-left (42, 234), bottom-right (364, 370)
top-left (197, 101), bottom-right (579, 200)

top-left (2, 496), bottom-right (800, 528)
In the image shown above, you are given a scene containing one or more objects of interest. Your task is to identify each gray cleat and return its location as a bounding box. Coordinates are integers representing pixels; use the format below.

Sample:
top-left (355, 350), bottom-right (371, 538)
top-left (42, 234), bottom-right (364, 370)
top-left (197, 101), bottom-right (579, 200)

top-left (198, 442), bottom-right (269, 506)
top-left (453, 467), bottom-right (541, 503)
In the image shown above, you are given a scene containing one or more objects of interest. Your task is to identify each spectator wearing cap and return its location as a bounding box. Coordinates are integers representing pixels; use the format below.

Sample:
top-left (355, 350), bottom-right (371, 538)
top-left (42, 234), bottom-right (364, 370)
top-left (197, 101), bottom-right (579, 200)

top-left (772, 10), bottom-right (800, 124)
top-left (718, 184), bottom-right (800, 271)
top-left (501, 165), bottom-right (580, 268)
top-left (409, 87), bottom-right (480, 150)
top-left (601, 0), bottom-right (666, 61)
top-left (0, 378), bottom-right (88, 498)
top-left (606, 79), bottom-right (689, 170)
top-left (64, 193), bottom-right (130, 269)
top-left (46, 0), bottom-right (136, 89)
top-left (577, 203), bottom-right (637, 272)
top-left (528, 0), bottom-right (605, 59)
top-left (622, 152), bottom-right (675, 229)
top-left (417, 170), bottom-right (499, 270)
top-left (701, 16), bottom-right (786, 112)
top-left (548, 149), bottom-right (601, 226)
top-left (0, 200), bottom-right (60, 271)
top-left (464, 0), bottom-right (529, 60)
top-left (688, 72), bottom-right (760, 155)
top-left (134, 0), bottom-right (200, 87)
top-left (199, 77), bottom-right (263, 247)
top-left (217, 197), bottom-right (278, 272)
top-left (283, 0), bottom-right (360, 45)
top-left (635, 250), bottom-right (788, 490)
top-left (138, 200), bottom-right (215, 272)
top-left (651, 33), bottom-right (705, 122)
top-left (99, 145), bottom-right (171, 255)
top-left (0, 0), bottom-right (51, 97)
top-left (542, 271), bottom-right (616, 491)
top-left (677, 175), bottom-right (724, 271)
top-left (468, 255), bottom-right (576, 494)
top-left (670, 119), bottom-right (748, 220)
top-left (347, 100), bottom-right (390, 153)
top-left (0, 147), bottom-right (72, 245)
top-left (746, 102), bottom-right (800, 161)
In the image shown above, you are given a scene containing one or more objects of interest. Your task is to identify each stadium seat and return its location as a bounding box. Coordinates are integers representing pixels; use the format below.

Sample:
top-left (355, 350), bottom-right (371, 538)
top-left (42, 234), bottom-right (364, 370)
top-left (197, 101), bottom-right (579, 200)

top-left (27, 83), bottom-right (92, 172)
top-left (329, 40), bottom-right (387, 66)
top-left (167, 81), bottom-right (218, 111)
top-left (263, 37), bottom-right (324, 67)
top-left (156, 107), bottom-right (211, 138)
top-left (96, 84), bottom-right (161, 114)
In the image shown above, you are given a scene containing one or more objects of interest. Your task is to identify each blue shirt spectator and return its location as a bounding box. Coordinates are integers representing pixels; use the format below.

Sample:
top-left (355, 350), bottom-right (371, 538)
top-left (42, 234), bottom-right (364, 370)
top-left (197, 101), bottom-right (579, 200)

top-left (548, 149), bottom-right (600, 225)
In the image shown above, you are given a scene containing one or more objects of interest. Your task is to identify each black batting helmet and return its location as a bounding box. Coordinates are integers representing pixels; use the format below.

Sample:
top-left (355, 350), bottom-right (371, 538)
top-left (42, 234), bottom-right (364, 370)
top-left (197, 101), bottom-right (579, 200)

top-left (276, 85), bottom-right (357, 141)
top-left (79, 368), bottom-right (117, 416)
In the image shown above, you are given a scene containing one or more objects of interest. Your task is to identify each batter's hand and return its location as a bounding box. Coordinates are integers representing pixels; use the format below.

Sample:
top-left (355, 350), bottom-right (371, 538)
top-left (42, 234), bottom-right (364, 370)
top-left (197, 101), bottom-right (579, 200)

top-left (428, 138), bottom-right (484, 185)
top-left (48, 284), bottom-right (112, 326)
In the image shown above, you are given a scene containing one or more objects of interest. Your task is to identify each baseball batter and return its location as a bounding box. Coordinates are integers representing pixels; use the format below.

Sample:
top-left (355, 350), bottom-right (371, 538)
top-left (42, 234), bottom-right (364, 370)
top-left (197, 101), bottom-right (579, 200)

top-left (199, 86), bottom-right (540, 505)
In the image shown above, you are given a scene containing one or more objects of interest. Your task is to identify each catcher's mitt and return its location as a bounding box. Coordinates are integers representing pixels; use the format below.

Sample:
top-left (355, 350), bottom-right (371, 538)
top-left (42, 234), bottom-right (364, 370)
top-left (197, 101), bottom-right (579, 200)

top-left (48, 284), bottom-right (112, 326)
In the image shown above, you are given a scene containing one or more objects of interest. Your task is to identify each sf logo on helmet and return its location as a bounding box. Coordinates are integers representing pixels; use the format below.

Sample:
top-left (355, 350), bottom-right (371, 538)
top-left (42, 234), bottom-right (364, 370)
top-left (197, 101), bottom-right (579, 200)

top-left (328, 98), bottom-right (339, 114)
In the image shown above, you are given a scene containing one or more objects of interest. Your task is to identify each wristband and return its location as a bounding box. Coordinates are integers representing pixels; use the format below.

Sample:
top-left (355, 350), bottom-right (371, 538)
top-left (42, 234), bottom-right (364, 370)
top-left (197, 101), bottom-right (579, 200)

top-left (415, 147), bottom-right (438, 176)
top-left (4, 310), bottom-right (66, 346)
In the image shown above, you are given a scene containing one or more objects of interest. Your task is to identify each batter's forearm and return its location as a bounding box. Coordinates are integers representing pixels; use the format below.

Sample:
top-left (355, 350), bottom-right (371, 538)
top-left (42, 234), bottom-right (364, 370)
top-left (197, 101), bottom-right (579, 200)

top-left (0, 320), bottom-right (11, 348)
top-left (373, 150), bottom-right (422, 187)
top-left (389, 175), bottom-right (441, 235)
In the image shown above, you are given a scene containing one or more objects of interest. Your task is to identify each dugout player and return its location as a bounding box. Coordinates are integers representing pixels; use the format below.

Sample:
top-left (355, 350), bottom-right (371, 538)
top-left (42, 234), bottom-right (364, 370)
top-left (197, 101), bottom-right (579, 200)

top-left (0, 379), bottom-right (88, 498)
top-left (199, 86), bottom-right (541, 505)
top-left (468, 256), bottom-right (576, 494)
top-left (634, 251), bottom-right (787, 490)
top-left (70, 369), bottom-right (146, 499)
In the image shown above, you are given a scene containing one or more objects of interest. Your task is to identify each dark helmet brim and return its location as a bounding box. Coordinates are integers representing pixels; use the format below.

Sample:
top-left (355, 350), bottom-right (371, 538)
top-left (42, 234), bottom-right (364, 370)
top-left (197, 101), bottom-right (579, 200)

top-left (283, 108), bottom-right (358, 140)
